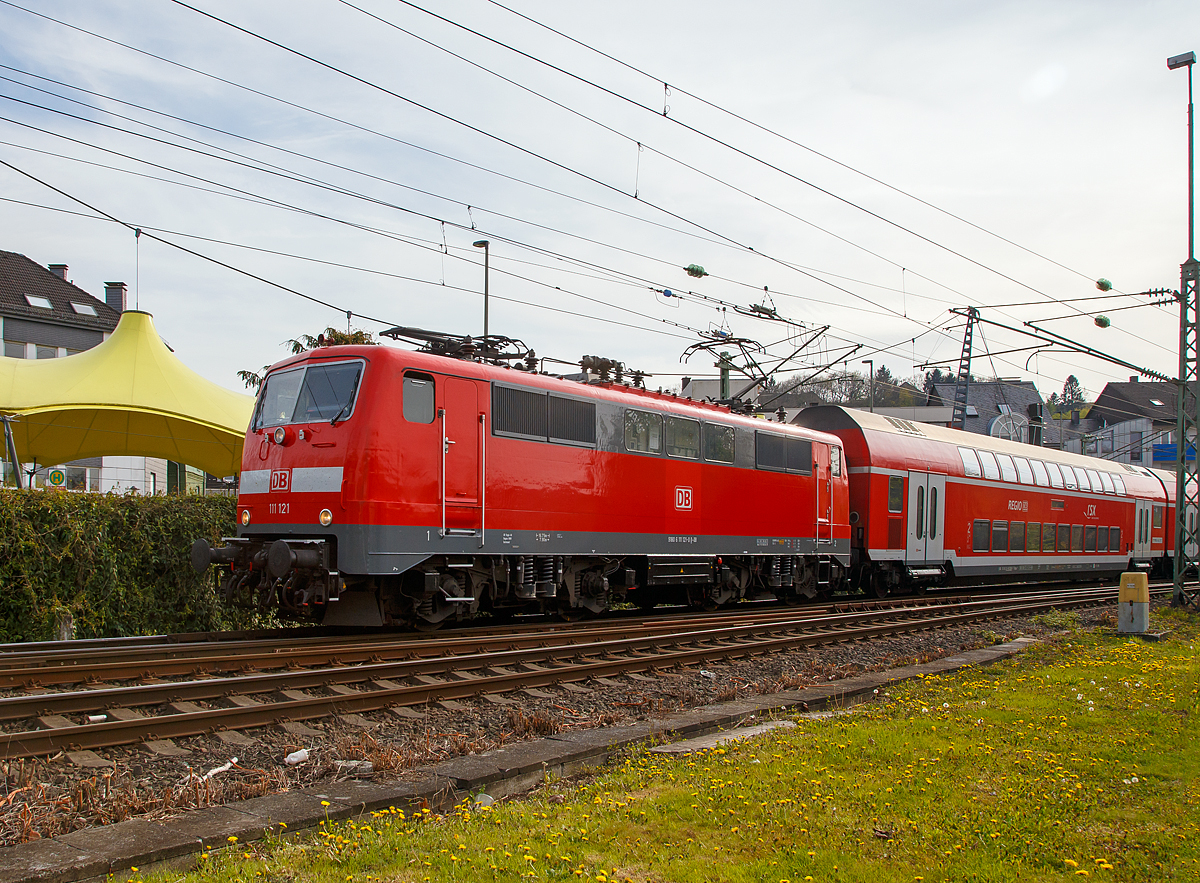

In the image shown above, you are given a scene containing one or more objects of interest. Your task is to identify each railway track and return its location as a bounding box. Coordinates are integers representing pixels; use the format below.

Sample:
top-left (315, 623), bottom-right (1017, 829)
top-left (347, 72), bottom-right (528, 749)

top-left (0, 585), bottom-right (1156, 760)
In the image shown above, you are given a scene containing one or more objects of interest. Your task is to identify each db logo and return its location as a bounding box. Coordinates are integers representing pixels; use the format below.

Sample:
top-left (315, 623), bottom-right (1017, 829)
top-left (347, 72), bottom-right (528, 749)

top-left (270, 469), bottom-right (291, 492)
top-left (675, 486), bottom-right (693, 511)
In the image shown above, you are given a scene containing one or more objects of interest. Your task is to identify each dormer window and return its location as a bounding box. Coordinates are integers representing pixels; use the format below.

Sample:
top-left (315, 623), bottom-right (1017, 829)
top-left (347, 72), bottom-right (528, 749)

top-left (70, 302), bottom-right (97, 316)
top-left (24, 294), bottom-right (52, 309)
top-left (1150, 398), bottom-right (1165, 406)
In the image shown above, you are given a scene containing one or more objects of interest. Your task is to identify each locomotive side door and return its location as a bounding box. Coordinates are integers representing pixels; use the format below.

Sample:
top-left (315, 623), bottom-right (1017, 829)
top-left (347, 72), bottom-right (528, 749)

top-left (906, 471), bottom-right (946, 564)
top-left (815, 443), bottom-right (832, 545)
top-left (440, 376), bottom-right (484, 535)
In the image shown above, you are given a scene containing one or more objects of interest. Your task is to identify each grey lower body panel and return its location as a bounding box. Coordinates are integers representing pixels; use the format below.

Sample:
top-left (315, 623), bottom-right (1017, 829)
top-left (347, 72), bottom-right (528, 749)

top-left (241, 523), bottom-right (850, 577)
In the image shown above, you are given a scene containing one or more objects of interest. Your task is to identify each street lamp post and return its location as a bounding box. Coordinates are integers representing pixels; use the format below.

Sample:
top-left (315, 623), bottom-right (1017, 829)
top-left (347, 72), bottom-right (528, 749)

top-left (1168, 51), bottom-right (1199, 606)
top-left (473, 239), bottom-right (490, 342)
top-left (862, 359), bottom-right (874, 412)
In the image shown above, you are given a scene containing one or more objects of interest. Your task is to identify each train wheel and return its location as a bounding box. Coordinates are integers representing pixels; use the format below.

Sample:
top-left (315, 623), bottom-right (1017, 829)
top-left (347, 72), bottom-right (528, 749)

top-left (871, 570), bottom-right (889, 599)
top-left (687, 586), bottom-right (719, 611)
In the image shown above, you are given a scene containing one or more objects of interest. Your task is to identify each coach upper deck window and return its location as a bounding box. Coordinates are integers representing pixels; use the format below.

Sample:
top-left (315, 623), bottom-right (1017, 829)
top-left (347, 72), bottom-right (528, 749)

top-left (1098, 472), bottom-right (1115, 494)
top-left (958, 447), bottom-right (982, 478)
top-left (977, 450), bottom-right (1001, 481)
top-left (402, 373), bottom-right (435, 424)
top-left (625, 409), bottom-right (662, 454)
top-left (1044, 461), bottom-right (1065, 488)
top-left (665, 417), bottom-right (700, 459)
top-left (703, 423), bottom-right (735, 464)
top-left (888, 476), bottom-right (903, 513)
top-left (1072, 467), bottom-right (1090, 492)
top-left (995, 453), bottom-right (1018, 483)
top-left (1112, 475), bottom-right (1127, 495)
top-left (1013, 456), bottom-right (1035, 485)
top-left (1030, 459), bottom-right (1050, 487)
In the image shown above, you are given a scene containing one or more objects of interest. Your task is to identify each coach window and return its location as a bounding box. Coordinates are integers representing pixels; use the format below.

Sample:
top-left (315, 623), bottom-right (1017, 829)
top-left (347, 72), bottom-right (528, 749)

top-left (1085, 526), bottom-right (1097, 552)
top-left (958, 447), bottom-right (982, 478)
top-left (625, 409), bottom-right (662, 454)
top-left (703, 423), bottom-right (735, 464)
top-left (888, 476), bottom-right (904, 513)
top-left (1153, 505), bottom-right (1164, 530)
top-left (1109, 526), bottom-right (1121, 552)
top-left (1030, 459), bottom-right (1050, 487)
top-left (929, 486), bottom-right (938, 539)
top-left (1060, 464), bottom-right (1078, 490)
top-left (978, 450), bottom-right (1001, 481)
top-left (402, 373), bottom-right (435, 424)
top-left (1013, 456), bottom-right (1035, 485)
top-left (992, 520), bottom-right (1009, 552)
top-left (1098, 526), bottom-right (1110, 552)
top-left (996, 453), bottom-right (1018, 483)
top-left (972, 519), bottom-right (991, 552)
top-left (1098, 472), bottom-right (1115, 494)
top-left (1112, 475), bottom-right (1127, 496)
top-left (1009, 521), bottom-right (1025, 552)
top-left (1043, 523), bottom-right (1057, 552)
top-left (1071, 524), bottom-right (1084, 552)
top-left (1057, 524), bottom-right (1071, 551)
top-left (665, 417), bottom-right (700, 459)
top-left (1044, 461), bottom-right (1065, 489)
top-left (1086, 469), bottom-right (1104, 493)
top-left (915, 486), bottom-right (925, 539)
top-left (1027, 521), bottom-right (1041, 552)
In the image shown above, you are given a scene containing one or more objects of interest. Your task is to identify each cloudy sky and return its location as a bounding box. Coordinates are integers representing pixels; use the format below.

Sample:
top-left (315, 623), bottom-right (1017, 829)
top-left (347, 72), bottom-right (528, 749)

top-left (0, 0), bottom-right (1197, 404)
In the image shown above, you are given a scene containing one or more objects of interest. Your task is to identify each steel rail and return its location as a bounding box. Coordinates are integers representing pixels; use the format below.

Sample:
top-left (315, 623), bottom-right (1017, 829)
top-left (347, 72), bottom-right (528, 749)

top-left (0, 586), bottom-right (1147, 759)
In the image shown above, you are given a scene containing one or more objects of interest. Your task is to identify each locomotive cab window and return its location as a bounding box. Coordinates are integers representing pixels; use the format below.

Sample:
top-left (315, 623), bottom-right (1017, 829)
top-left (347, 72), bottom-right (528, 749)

top-left (665, 417), bottom-right (700, 459)
top-left (625, 409), bottom-right (662, 454)
top-left (703, 423), bottom-right (735, 463)
top-left (888, 476), bottom-right (903, 513)
top-left (254, 360), bottom-right (364, 429)
top-left (402, 373), bottom-right (435, 424)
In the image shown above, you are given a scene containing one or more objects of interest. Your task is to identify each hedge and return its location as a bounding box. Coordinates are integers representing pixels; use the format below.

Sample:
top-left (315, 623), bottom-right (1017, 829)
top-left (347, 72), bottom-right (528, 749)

top-left (0, 489), bottom-right (262, 642)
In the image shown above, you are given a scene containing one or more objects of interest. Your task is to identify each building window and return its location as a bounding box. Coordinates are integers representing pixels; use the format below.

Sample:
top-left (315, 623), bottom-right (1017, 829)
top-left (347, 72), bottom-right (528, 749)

top-left (24, 294), bottom-right (52, 309)
top-left (3, 341), bottom-right (25, 359)
top-left (1130, 430), bottom-right (1143, 461)
top-left (35, 345), bottom-right (57, 359)
top-left (70, 302), bottom-right (97, 316)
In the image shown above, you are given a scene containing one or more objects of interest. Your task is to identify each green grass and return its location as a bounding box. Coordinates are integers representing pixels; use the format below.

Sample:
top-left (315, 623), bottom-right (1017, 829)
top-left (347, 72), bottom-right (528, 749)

top-left (149, 611), bottom-right (1200, 882)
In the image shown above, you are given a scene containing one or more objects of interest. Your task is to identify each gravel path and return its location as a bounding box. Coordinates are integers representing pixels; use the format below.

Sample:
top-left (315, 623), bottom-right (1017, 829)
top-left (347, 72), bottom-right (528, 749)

top-left (0, 602), bottom-right (1115, 846)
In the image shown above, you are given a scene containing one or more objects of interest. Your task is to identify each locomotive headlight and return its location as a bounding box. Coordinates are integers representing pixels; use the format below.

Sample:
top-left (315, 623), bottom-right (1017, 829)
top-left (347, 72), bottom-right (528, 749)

top-left (273, 426), bottom-right (286, 445)
top-left (319, 508), bottom-right (333, 526)
top-left (241, 509), bottom-right (251, 526)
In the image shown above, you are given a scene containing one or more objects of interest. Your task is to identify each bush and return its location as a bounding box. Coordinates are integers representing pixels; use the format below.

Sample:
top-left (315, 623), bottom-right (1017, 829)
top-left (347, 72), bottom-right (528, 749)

top-left (0, 489), bottom-right (259, 642)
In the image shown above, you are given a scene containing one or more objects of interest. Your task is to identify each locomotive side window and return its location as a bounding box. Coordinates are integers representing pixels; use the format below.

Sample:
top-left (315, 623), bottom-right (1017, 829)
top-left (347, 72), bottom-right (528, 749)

top-left (754, 432), bottom-right (812, 475)
top-left (1057, 524), bottom-right (1071, 551)
top-left (1026, 521), bottom-right (1041, 552)
top-left (830, 445), bottom-right (842, 476)
top-left (625, 409), bottom-right (662, 454)
top-left (1030, 459), bottom-right (1050, 487)
top-left (1071, 525), bottom-right (1084, 552)
top-left (1013, 456), bottom-right (1035, 485)
top-left (1044, 462), bottom-right (1065, 488)
top-left (1085, 526), bottom-right (1097, 552)
top-left (402, 374), bottom-right (435, 424)
top-left (1009, 521), bottom-right (1025, 552)
top-left (991, 520), bottom-right (1009, 553)
top-left (977, 451), bottom-right (1001, 481)
top-left (1098, 526), bottom-right (1110, 551)
top-left (888, 476), bottom-right (903, 513)
top-left (972, 519), bottom-right (991, 552)
top-left (665, 417), bottom-right (700, 459)
top-left (1112, 475), bottom-right (1127, 495)
top-left (1042, 523), bottom-right (1057, 552)
top-left (995, 453), bottom-right (1018, 483)
top-left (958, 447), bottom-right (982, 478)
top-left (703, 424), bottom-right (735, 464)
top-left (1109, 526), bottom-right (1121, 552)
top-left (548, 395), bottom-right (597, 446)
top-left (1098, 472), bottom-right (1115, 494)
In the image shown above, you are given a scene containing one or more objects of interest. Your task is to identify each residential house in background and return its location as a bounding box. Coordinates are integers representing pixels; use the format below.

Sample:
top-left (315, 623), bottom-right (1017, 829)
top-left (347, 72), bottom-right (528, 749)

top-left (0, 249), bottom-right (193, 492)
top-left (926, 379), bottom-right (1058, 446)
top-left (1081, 378), bottom-right (1178, 467)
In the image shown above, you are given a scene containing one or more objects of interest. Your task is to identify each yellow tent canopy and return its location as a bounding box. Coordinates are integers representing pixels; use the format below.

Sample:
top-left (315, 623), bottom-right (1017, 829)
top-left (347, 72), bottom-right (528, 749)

top-left (0, 311), bottom-right (255, 477)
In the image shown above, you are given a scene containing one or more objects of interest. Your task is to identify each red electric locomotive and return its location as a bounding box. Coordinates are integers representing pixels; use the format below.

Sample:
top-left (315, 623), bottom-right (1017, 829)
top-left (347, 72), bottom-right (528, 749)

top-left (794, 406), bottom-right (1173, 595)
top-left (193, 338), bottom-right (852, 628)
